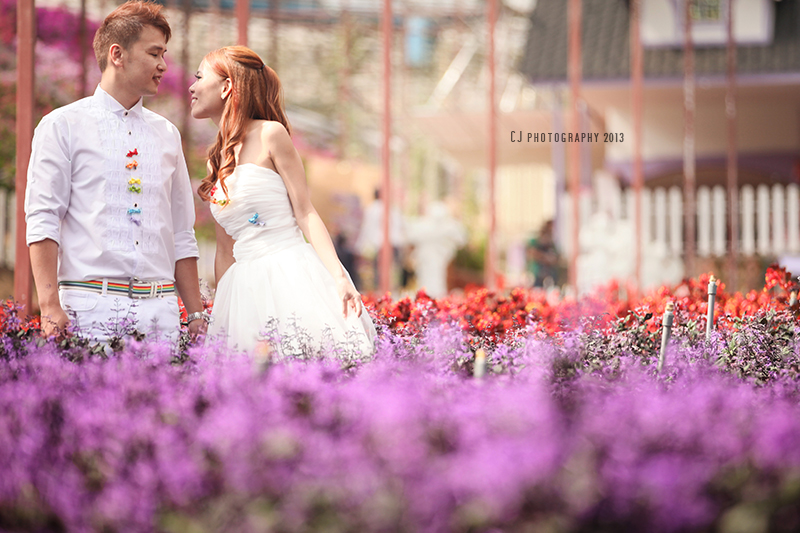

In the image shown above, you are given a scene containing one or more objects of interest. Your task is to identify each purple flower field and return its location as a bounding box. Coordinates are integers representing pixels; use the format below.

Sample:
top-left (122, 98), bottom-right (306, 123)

top-left (1, 315), bottom-right (800, 533)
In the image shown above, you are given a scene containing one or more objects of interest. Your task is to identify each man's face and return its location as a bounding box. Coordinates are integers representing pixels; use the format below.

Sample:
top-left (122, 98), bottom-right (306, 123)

top-left (120, 25), bottom-right (167, 97)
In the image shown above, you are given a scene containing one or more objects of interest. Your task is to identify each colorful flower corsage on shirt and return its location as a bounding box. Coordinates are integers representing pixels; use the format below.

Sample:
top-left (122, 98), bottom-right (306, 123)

top-left (128, 177), bottom-right (142, 194)
top-left (126, 148), bottom-right (142, 225)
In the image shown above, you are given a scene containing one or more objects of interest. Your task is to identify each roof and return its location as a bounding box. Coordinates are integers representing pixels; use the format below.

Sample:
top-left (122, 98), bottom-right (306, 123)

top-left (518, 0), bottom-right (800, 84)
top-left (161, 0), bottom-right (483, 19)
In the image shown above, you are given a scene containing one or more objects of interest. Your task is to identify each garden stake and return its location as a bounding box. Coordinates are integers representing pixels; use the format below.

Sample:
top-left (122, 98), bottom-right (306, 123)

top-left (473, 349), bottom-right (486, 379)
top-left (706, 275), bottom-right (717, 341)
top-left (253, 342), bottom-right (273, 374)
top-left (791, 290), bottom-right (797, 307)
top-left (658, 302), bottom-right (675, 373)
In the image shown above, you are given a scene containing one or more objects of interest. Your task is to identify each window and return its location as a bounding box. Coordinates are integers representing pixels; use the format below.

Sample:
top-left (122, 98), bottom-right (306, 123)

top-left (689, 0), bottom-right (722, 22)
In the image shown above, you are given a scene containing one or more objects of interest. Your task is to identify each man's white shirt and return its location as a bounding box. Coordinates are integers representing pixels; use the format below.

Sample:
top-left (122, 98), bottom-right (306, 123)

top-left (355, 199), bottom-right (406, 257)
top-left (25, 85), bottom-right (199, 282)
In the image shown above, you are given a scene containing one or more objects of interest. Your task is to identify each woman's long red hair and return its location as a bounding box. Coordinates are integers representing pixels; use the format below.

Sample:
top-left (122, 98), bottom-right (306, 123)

top-left (197, 46), bottom-right (291, 203)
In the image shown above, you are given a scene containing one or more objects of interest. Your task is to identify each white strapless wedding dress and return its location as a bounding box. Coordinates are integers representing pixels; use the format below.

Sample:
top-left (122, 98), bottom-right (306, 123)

top-left (207, 163), bottom-right (375, 359)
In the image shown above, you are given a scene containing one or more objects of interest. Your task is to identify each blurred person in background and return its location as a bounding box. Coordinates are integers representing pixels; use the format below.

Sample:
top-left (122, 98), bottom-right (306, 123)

top-left (333, 230), bottom-right (360, 291)
top-left (25, 0), bottom-right (206, 342)
top-left (191, 45), bottom-right (375, 356)
top-left (406, 201), bottom-right (466, 298)
top-left (355, 188), bottom-right (407, 292)
top-left (526, 220), bottom-right (561, 289)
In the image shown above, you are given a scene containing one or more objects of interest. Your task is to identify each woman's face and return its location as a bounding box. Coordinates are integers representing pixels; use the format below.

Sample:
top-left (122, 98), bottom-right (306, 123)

top-left (189, 59), bottom-right (229, 122)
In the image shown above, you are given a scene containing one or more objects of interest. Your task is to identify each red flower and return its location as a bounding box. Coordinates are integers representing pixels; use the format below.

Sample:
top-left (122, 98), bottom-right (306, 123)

top-left (126, 149), bottom-right (139, 157)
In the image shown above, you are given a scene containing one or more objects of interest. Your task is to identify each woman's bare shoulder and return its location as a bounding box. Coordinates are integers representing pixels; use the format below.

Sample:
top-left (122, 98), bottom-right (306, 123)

top-left (254, 121), bottom-right (292, 158)
top-left (253, 119), bottom-right (289, 140)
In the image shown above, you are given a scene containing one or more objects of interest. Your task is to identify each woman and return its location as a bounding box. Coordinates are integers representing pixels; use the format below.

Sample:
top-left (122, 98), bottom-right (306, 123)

top-left (190, 46), bottom-right (375, 358)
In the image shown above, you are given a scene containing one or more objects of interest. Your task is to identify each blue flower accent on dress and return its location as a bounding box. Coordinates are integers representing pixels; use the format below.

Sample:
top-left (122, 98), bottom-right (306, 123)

top-left (248, 213), bottom-right (267, 226)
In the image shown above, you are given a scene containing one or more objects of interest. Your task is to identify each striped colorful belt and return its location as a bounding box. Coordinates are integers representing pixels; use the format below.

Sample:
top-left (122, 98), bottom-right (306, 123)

top-left (58, 278), bottom-right (176, 299)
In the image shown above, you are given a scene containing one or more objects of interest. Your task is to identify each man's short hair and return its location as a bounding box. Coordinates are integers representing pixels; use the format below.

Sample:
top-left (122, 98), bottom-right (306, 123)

top-left (92, 0), bottom-right (171, 72)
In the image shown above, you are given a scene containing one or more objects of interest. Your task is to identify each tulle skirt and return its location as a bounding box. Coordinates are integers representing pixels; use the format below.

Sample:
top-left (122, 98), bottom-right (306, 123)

top-left (207, 240), bottom-right (375, 360)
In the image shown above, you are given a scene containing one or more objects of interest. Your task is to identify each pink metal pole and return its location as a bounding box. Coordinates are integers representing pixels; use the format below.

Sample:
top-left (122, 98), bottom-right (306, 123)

top-left (338, 2), bottom-right (350, 159)
top-left (209, 0), bottom-right (220, 49)
top-left (485, 0), bottom-right (497, 289)
top-left (270, 0), bottom-right (280, 70)
top-left (180, 0), bottom-right (192, 152)
top-left (567, 0), bottom-right (581, 293)
top-left (236, 0), bottom-right (249, 46)
top-left (15, 0), bottom-right (34, 309)
top-left (631, 0), bottom-right (643, 293)
top-left (683, 0), bottom-right (696, 277)
top-left (79, 0), bottom-right (88, 97)
top-left (379, 0), bottom-right (392, 294)
top-left (726, 0), bottom-right (739, 290)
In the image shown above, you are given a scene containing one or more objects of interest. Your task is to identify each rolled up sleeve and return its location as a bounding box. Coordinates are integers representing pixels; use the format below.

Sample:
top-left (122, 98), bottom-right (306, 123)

top-left (171, 130), bottom-right (199, 260)
top-left (25, 115), bottom-right (72, 247)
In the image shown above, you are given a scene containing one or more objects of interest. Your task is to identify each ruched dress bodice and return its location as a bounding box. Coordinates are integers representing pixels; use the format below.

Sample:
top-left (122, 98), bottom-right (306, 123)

top-left (211, 164), bottom-right (305, 260)
top-left (207, 164), bottom-right (375, 359)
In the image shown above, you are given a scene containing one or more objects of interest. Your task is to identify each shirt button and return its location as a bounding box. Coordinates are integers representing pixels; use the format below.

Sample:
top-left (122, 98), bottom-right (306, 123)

top-left (135, 240), bottom-right (139, 245)
top-left (134, 203), bottom-right (138, 207)
top-left (124, 111), bottom-right (128, 116)
top-left (128, 131), bottom-right (132, 135)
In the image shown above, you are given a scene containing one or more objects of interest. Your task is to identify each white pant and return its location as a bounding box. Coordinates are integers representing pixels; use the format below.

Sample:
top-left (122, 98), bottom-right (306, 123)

top-left (59, 289), bottom-right (181, 344)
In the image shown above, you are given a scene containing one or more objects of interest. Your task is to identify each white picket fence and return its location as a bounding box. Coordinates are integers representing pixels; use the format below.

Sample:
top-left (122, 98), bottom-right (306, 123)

top-left (197, 239), bottom-right (216, 289)
top-left (632, 183), bottom-right (800, 258)
top-left (0, 190), bottom-right (16, 270)
top-left (561, 178), bottom-right (800, 291)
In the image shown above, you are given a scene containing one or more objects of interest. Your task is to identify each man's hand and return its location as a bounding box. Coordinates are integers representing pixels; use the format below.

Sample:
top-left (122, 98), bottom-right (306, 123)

top-left (187, 316), bottom-right (208, 339)
top-left (40, 304), bottom-right (70, 337)
top-left (175, 257), bottom-right (207, 342)
top-left (30, 239), bottom-right (65, 337)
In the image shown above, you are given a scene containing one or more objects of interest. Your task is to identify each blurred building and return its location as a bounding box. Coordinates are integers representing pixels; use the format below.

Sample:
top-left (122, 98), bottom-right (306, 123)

top-left (515, 0), bottom-right (800, 291)
top-left (414, 0), bottom-right (800, 292)
top-left (25, 0), bottom-right (797, 292)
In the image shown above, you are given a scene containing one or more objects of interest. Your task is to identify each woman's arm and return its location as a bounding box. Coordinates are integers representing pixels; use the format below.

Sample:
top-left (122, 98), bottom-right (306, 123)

top-left (262, 122), bottom-right (362, 317)
top-left (214, 219), bottom-right (236, 286)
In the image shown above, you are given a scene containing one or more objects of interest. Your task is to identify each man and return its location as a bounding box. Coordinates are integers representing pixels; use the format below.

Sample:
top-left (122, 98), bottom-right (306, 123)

top-left (25, 0), bottom-right (207, 342)
top-left (354, 188), bottom-right (407, 291)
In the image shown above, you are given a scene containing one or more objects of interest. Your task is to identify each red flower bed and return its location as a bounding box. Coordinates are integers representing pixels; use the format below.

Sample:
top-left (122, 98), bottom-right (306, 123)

top-left (362, 265), bottom-right (799, 343)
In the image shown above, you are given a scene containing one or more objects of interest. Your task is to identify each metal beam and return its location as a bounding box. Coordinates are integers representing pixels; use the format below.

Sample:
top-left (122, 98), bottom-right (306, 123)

top-left (181, 0), bottom-right (192, 151)
top-left (338, 2), bottom-right (351, 159)
top-left (15, 0), bottom-right (35, 310)
top-left (237, 0), bottom-right (249, 46)
top-left (379, 0), bottom-right (392, 294)
top-left (425, 36), bottom-right (477, 109)
top-left (79, 0), bottom-right (88, 97)
top-left (726, 0), bottom-right (739, 290)
top-left (568, 0), bottom-right (581, 292)
top-left (683, 0), bottom-right (696, 277)
top-left (209, 0), bottom-right (220, 49)
top-left (631, 0), bottom-right (643, 292)
top-left (270, 0), bottom-right (280, 70)
top-left (485, 0), bottom-right (497, 289)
